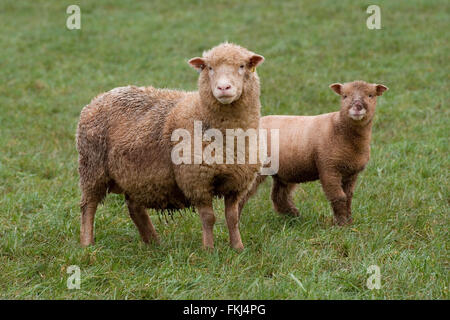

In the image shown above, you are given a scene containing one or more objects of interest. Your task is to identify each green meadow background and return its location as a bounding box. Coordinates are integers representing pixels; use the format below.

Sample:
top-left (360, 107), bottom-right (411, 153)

top-left (0, 0), bottom-right (448, 299)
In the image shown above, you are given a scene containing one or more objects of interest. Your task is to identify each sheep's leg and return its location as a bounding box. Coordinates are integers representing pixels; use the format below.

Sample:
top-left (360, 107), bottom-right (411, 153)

top-left (319, 171), bottom-right (350, 226)
top-left (225, 194), bottom-right (244, 251)
top-left (126, 198), bottom-right (159, 244)
top-left (79, 161), bottom-right (107, 246)
top-left (197, 203), bottom-right (216, 250)
top-left (237, 175), bottom-right (267, 218)
top-left (80, 201), bottom-right (98, 247)
top-left (271, 178), bottom-right (300, 217)
top-left (342, 174), bottom-right (358, 224)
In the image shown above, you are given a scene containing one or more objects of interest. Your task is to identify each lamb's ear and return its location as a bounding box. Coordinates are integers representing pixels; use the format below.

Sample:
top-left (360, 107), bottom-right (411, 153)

top-left (329, 83), bottom-right (343, 95)
top-left (375, 84), bottom-right (389, 96)
top-left (248, 54), bottom-right (264, 69)
top-left (188, 57), bottom-right (206, 71)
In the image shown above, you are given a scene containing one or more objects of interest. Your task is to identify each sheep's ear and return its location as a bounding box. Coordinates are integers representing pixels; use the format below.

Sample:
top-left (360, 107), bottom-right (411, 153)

top-left (329, 83), bottom-right (343, 95)
top-left (375, 84), bottom-right (389, 96)
top-left (248, 54), bottom-right (264, 69)
top-left (188, 57), bottom-right (206, 71)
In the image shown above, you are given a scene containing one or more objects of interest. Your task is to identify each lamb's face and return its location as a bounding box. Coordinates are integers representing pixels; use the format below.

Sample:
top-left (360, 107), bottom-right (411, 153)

top-left (189, 43), bottom-right (264, 105)
top-left (330, 81), bottom-right (388, 122)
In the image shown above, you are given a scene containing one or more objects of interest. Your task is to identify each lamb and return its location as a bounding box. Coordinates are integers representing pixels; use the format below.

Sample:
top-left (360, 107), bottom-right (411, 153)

top-left (76, 43), bottom-right (264, 250)
top-left (239, 80), bottom-right (388, 225)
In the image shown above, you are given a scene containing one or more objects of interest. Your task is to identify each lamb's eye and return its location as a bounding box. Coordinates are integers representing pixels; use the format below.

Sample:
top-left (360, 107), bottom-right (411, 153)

top-left (369, 94), bottom-right (373, 98)
top-left (239, 65), bottom-right (245, 69)
top-left (343, 95), bottom-right (347, 99)
top-left (208, 66), bottom-right (213, 71)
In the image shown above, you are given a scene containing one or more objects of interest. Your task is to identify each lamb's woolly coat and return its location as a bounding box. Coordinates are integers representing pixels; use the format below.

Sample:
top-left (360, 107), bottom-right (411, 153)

top-left (238, 81), bottom-right (388, 226)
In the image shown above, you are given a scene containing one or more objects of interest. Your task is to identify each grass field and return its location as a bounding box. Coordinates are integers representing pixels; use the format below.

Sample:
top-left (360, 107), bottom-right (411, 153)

top-left (0, 0), bottom-right (448, 299)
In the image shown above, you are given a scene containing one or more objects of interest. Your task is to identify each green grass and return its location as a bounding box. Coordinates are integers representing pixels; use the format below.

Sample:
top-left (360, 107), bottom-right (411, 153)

top-left (0, 0), bottom-right (448, 299)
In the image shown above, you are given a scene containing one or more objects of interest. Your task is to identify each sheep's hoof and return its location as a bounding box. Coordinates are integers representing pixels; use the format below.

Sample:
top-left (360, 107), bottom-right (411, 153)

top-left (202, 244), bottom-right (215, 251)
top-left (231, 242), bottom-right (244, 252)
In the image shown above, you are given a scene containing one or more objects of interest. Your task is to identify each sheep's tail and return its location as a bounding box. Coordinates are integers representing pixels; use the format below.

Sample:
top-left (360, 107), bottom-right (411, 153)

top-left (76, 104), bottom-right (110, 206)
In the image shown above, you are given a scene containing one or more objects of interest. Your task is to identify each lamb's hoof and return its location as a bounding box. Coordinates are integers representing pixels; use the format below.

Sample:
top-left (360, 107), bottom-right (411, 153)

top-left (288, 209), bottom-right (300, 217)
top-left (80, 238), bottom-right (95, 247)
top-left (334, 215), bottom-right (353, 226)
top-left (276, 208), bottom-right (300, 217)
top-left (143, 238), bottom-right (160, 246)
top-left (80, 243), bottom-right (92, 248)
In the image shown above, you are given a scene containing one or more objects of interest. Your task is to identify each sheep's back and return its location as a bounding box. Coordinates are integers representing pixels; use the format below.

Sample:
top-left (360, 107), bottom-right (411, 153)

top-left (78, 85), bottom-right (191, 209)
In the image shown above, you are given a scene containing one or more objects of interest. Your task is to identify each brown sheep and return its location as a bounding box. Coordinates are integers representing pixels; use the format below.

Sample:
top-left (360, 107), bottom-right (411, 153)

top-left (76, 43), bottom-right (264, 250)
top-left (239, 80), bottom-right (388, 225)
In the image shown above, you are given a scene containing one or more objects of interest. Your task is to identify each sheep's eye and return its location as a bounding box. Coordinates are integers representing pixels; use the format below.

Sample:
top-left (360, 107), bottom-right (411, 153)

top-left (239, 65), bottom-right (245, 69)
top-left (343, 95), bottom-right (347, 99)
top-left (208, 66), bottom-right (213, 71)
top-left (369, 94), bottom-right (373, 98)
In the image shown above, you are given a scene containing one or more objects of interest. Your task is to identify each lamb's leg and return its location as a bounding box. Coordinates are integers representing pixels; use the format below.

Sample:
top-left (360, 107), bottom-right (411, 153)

top-left (238, 174), bottom-right (267, 218)
top-left (271, 178), bottom-right (300, 217)
top-left (225, 194), bottom-right (244, 251)
top-left (80, 200), bottom-right (98, 246)
top-left (126, 197), bottom-right (159, 244)
top-left (319, 171), bottom-right (350, 226)
top-left (197, 202), bottom-right (216, 250)
top-left (342, 174), bottom-right (358, 224)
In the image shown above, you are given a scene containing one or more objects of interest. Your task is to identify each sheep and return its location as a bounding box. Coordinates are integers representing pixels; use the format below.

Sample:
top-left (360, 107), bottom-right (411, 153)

top-left (238, 80), bottom-right (388, 225)
top-left (76, 43), bottom-right (265, 250)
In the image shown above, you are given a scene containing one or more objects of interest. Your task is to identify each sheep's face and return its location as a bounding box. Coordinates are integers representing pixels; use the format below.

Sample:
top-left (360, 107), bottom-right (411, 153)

top-left (330, 81), bottom-right (388, 123)
top-left (189, 43), bottom-right (264, 105)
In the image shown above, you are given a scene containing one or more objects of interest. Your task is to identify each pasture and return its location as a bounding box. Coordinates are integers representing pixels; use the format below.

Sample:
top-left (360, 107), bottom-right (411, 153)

top-left (0, 0), bottom-right (448, 299)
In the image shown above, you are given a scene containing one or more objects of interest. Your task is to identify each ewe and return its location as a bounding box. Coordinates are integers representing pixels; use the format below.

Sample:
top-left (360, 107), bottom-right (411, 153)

top-left (76, 43), bottom-right (264, 250)
top-left (239, 81), bottom-right (388, 226)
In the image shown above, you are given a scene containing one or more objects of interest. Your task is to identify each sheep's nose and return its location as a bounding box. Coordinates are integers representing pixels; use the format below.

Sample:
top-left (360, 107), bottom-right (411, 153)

top-left (217, 84), bottom-right (232, 91)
